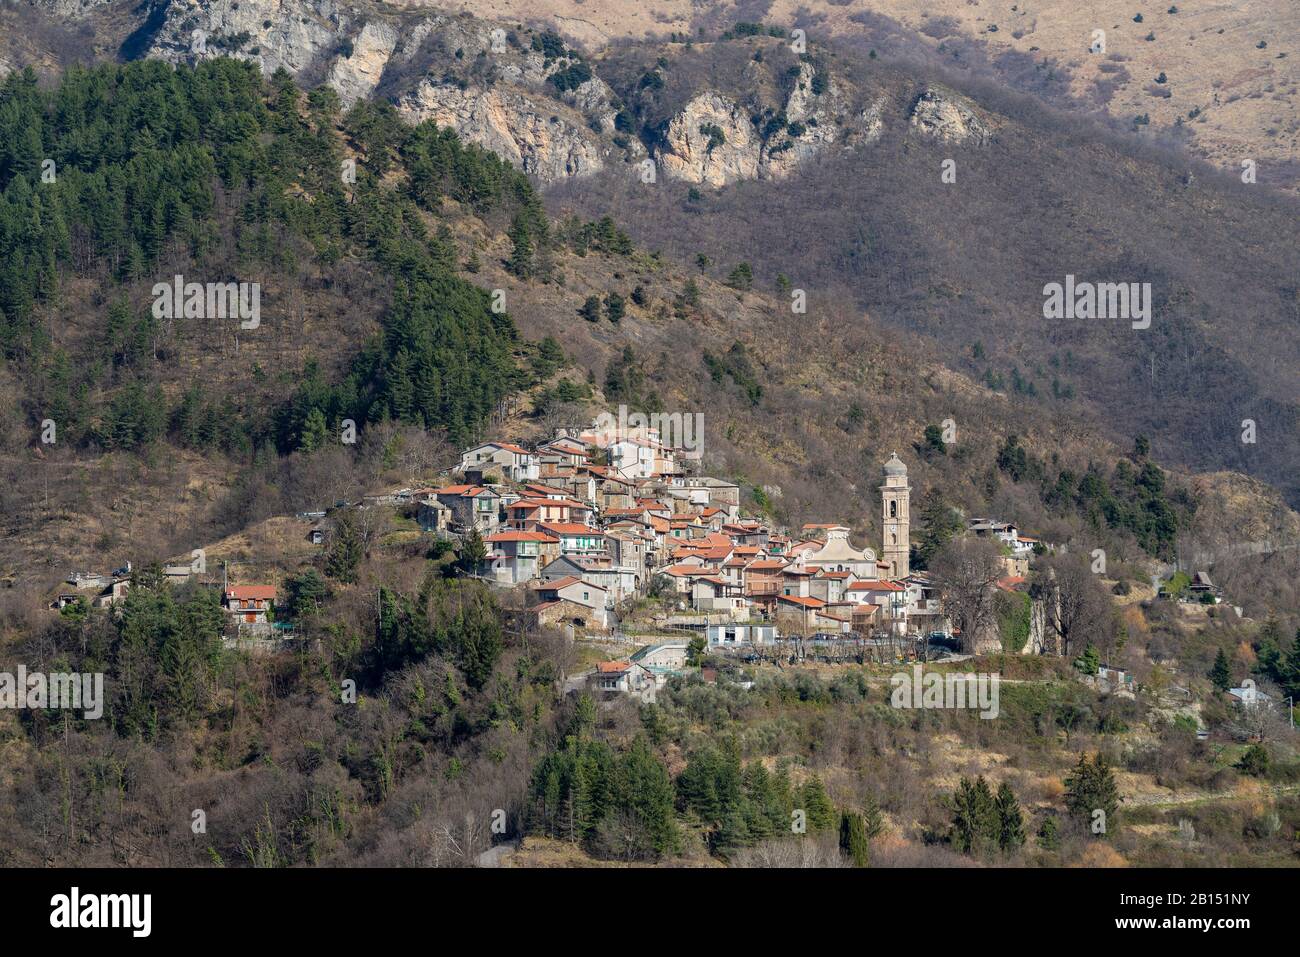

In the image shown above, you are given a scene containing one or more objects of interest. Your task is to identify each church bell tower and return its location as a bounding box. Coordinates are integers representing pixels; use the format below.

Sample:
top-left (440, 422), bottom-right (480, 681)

top-left (880, 453), bottom-right (910, 578)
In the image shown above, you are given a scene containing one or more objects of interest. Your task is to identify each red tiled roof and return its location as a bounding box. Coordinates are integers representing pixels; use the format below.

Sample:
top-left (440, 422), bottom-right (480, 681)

top-left (540, 522), bottom-right (605, 535)
top-left (486, 531), bottom-right (559, 543)
top-left (227, 585), bottom-right (276, 601)
top-left (779, 595), bottom-right (826, 608)
top-left (537, 576), bottom-right (607, 592)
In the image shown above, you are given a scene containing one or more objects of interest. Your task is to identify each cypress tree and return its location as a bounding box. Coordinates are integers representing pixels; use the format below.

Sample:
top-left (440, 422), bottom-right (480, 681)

top-left (839, 810), bottom-right (869, 866)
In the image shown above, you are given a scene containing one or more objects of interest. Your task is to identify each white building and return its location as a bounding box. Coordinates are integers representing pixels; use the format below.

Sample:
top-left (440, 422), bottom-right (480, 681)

top-left (801, 526), bottom-right (878, 578)
top-left (707, 623), bottom-right (778, 647)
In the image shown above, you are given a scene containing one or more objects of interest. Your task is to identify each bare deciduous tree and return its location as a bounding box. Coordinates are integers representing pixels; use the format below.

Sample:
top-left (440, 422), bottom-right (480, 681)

top-left (929, 537), bottom-right (1005, 654)
top-left (1033, 553), bottom-right (1115, 660)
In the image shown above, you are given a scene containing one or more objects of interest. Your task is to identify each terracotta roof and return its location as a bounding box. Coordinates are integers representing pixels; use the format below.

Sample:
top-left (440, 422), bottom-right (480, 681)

top-left (538, 576), bottom-right (607, 592)
top-left (540, 522), bottom-right (605, 535)
top-left (596, 661), bottom-right (631, 674)
top-left (779, 595), bottom-right (826, 608)
top-left (226, 585), bottom-right (276, 601)
top-left (486, 531), bottom-right (559, 543)
top-left (847, 580), bottom-right (905, 592)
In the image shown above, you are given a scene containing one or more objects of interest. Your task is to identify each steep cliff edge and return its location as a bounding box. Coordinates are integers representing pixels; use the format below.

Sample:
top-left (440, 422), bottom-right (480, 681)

top-left (18, 0), bottom-right (991, 187)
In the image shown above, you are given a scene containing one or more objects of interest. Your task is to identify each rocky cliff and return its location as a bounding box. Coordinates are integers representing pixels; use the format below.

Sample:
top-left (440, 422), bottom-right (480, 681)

top-left (18, 0), bottom-right (994, 187)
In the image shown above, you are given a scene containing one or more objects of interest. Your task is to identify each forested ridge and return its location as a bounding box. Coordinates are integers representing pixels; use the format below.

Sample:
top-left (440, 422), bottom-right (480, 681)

top-left (0, 58), bottom-right (545, 452)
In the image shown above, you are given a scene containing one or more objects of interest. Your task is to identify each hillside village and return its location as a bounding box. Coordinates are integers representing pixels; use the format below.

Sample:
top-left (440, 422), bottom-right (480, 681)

top-left (51, 412), bottom-right (1248, 710)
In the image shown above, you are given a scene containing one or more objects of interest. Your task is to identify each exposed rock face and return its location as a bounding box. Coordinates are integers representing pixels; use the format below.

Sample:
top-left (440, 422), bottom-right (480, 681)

top-left (655, 61), bottom-right (869, 186)
top-left (27, 0), bottom-right (114, 18)
top-left (657, 92), bottom-right (761, 187)
top-left (908, 88), bottom-right (993, 145)
top-left (326, 20), bottom-right (398, 106)
top-left (397, 80), bottom-right (608, 181)
top-left (146, 0), bottom-right (346, 79)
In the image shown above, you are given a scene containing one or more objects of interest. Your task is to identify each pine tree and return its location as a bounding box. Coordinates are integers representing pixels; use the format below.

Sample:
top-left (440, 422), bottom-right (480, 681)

top-left (325, 512), bottom-right (363, 583)
top-left (298, 407), bottom-right (328, 452)
top-left (1037, 816), bottom-right (1060, 850)
top-left (995, 782), bottom-right (1026, 852)
top-left (506, 214), bottom-right (534, 278)
top-left (604, 291), bottom-right (625, 324)
top-left (579, 295), bottom-right (602, 323)
top-left (950, 775), bottom-right (999, 855)
top-left (1209, 647), bottom-right (1232, 692)
top-left (1074, 643), bottom-right (1101, 676)
top-left (615, 737), bottom-right (679, 857)
top-left (914, 488), bottom-right (963, 568)
top-left (1064, 753), bottom-right (1119, 837)
top-left (861, 794), bottom-right (884, 839)
top-left (1281, 629), bottom-right (1300, 700)
top-left (1254, 618), bottom-right (1283, 682)
top-left (726, 261), bottom-right (753, 290)
top-left (800, 775), bottom-right (836, 833)
top-left (458, 528), bottom-right (488, 574)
